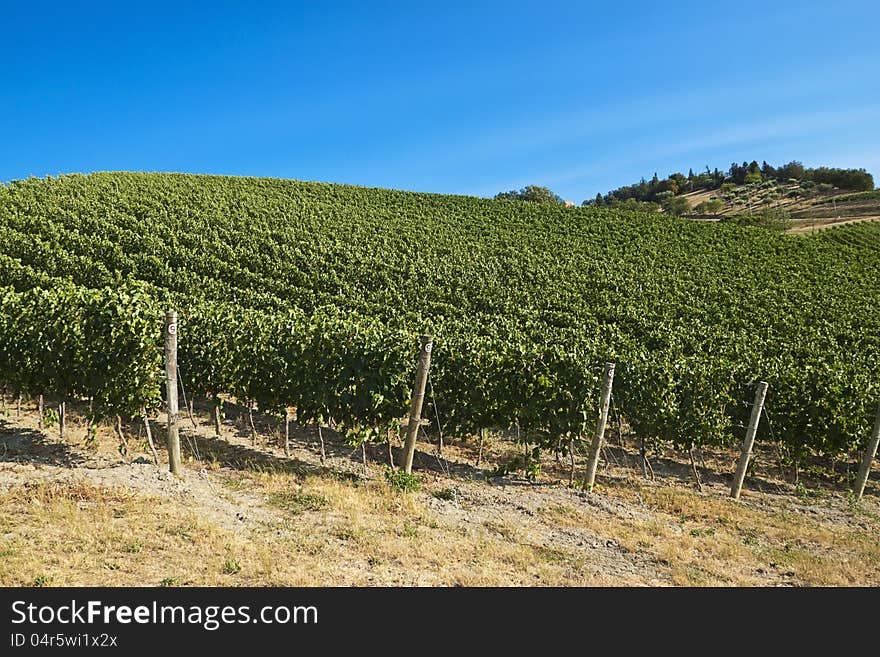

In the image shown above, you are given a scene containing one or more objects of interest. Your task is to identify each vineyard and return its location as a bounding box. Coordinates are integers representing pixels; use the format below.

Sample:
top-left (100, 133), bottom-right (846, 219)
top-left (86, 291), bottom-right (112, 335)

top-left (1, 172), bottom-right (879, 487)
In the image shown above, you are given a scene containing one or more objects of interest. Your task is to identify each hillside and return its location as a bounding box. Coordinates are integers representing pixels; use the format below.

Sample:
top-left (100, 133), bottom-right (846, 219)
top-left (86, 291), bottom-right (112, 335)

top-left (1, 171), bottom-right (880, 587)
top-left (1, 171), bottom-right (878, 457)
top-left (587, 159), bottom-right (879, 231)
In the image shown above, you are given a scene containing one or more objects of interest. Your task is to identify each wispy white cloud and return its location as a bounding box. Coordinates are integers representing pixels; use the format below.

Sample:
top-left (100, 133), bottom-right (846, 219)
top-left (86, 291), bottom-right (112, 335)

top-left (467, 104), bottom-right (880, 198)
top-left (435, 55), bottom-right (878, 170)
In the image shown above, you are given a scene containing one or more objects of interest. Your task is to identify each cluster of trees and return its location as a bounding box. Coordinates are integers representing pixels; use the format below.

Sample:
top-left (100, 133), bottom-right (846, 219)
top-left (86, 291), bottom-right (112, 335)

top-left (584, 160), bottom-right (875, 209)
top-left (727, 161), bottom-right (873, 190)
top-left (658, 196), bottom-right (721, 217)
top-left (585, 167), bottom-right (726, 207)
top-left (492, 160), bottom-right (874, 219)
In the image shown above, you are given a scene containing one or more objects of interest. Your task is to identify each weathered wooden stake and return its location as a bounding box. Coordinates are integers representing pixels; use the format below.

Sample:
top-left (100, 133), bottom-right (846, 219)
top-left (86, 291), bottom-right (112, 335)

top-left (584, 362), bottom-right (615, 492)
top-left (284, 411), bottom-right (291, 457)
top-left (37, 394), bottom-right (44, 430)
top-left (402, 336), bottom-right (433, 475)
top-left (853, 401), bottom-right (880, 503)
top-left (476, 427), bottom-right (485, 467)
top-left (16, 393), bottom-right (21, 418)
top-left (731, 381), bottom-right (768, 500)
top-left (59, 400), bottom-right (65, 439)
top-left (165, 311), bottom-right (182, 476)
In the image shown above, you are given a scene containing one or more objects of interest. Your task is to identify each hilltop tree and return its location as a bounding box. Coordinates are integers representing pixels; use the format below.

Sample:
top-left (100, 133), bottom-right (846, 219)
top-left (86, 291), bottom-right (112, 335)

top-left (745, 161), bottom-right (762, 184)
top-left (729, 162), bottom-right (748, 185)
top-left (495, 185), bottom-right (564, 204)
top-left (777, 161), bottom-right (805, 180)
top-left (669, 172), bottom-right (688, 192)
top-left (657, 178), bottom-right (679, 195)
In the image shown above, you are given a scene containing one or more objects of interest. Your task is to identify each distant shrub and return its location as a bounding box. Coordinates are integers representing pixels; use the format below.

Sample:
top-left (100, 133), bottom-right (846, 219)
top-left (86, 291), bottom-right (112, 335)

top-left (723, 207), bottom-right (792, 231)
top-left (661, 195), bottom-right (691, 216)
top-left (695, 199), bottom-right (724, 215)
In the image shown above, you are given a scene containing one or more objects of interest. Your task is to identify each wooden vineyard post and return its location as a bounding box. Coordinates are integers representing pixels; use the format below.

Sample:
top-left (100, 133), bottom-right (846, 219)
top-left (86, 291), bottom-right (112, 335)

top-left (730, 381), bottom-right (769, 500)
top-left (584, 362), bottom-right (615, 492)
top-left (165, 311), bottom-right (182, 476)
top-left (37, 394), bottom-right (44, 430)
top-left (402, 335), bottom-right (433, 475)
top-left (853, 401), bottom-right (880, 503)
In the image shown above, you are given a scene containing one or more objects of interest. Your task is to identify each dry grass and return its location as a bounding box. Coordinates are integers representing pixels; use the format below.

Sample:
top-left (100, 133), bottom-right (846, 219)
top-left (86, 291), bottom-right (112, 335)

top-left (0, 472), bottom-right (616, 586)
top-left (2, 399), bottom-right (879, 587)
top-left (563, 480), bottom-right (880, 586)
top-left (6, 468), bottom-right (875, 587)
top-left (0, 480), bottom-right (243, 586)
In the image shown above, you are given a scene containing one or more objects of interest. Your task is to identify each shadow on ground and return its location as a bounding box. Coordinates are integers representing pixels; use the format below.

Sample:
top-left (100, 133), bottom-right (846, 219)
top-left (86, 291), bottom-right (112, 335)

top-left (0, 418), bottom-right (85, 468)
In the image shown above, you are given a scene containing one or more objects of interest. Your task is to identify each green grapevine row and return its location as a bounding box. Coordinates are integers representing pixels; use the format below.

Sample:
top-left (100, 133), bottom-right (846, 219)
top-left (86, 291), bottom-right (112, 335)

top-left (0, 173), bottom-right (878, 459)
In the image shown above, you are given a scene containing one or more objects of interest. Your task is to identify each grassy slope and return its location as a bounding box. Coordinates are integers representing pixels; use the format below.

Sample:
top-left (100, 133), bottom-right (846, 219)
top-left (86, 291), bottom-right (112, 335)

top-left (1, 173), bottom-right (879, 586)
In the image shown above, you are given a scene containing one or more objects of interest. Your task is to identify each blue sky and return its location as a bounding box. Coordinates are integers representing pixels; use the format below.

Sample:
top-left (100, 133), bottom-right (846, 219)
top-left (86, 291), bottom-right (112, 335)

top-left (1, 1), bottom-right (878, 202)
